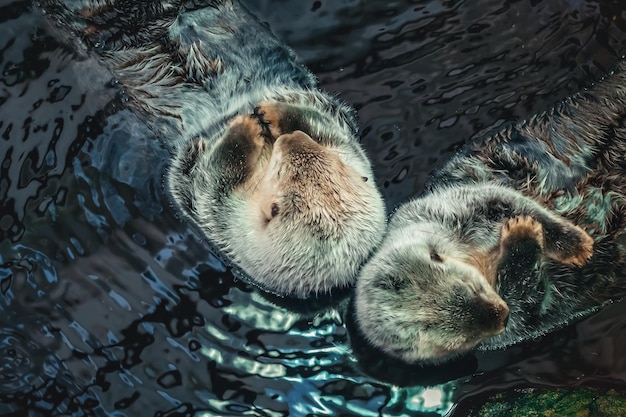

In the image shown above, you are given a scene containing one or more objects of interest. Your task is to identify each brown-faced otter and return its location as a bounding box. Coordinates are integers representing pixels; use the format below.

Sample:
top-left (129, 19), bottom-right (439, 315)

top-left (44, 0), bottom-right (386, 299)
top-left (350, 60), bottom-right (626, 364)
top-left (170, 101), bottom-right (385, 299)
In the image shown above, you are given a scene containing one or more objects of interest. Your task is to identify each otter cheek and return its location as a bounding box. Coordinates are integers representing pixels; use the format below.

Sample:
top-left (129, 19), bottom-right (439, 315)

top-left (417, 331), bottom-right (459, 361)
top-left (253, 153), bottom-right (284, 202)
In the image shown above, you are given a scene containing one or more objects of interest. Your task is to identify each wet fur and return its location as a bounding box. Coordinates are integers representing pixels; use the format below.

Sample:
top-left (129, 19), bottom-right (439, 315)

top-left (353, 184), bottom-right (593, 363)
top-left (352, 61), bottom-right (626, 364)
top-left (43, 0), bottom-right (386, 298)
top-left (430, 63), bottom-right (626, 349)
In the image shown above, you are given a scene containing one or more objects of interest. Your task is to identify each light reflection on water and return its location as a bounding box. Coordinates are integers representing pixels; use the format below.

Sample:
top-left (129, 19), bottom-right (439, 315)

top-left (2, 0), bottom-right (626, 415)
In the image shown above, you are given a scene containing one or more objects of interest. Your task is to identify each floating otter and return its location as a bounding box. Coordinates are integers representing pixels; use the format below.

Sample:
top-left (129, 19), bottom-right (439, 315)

top-left (350, 60), bottom-right (626, 364)
top-left (353, 185), bottom-right (594, 364)
top-left (44, 0), bottom-right (386, 299)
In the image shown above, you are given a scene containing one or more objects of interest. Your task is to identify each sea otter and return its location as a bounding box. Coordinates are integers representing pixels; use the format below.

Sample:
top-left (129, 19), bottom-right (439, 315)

top-left (350, 60), bottom-right (626, 364)
top-left (352, 185), bottom-right (594, 364)
top-left (43, 0), bottom-right (386, 299)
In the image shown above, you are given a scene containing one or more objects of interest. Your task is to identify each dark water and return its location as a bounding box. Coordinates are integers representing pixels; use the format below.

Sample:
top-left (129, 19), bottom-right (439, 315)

top-left (2, 0), bottom-right (626, 416)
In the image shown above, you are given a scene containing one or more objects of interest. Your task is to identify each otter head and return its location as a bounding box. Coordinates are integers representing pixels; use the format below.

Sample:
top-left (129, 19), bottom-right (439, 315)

top-left (354, 224), bottom-right (509, 364)
top-left (251, 129), bottom-right (372, 239)
top-left (168, 102), bottom-right (386, 299)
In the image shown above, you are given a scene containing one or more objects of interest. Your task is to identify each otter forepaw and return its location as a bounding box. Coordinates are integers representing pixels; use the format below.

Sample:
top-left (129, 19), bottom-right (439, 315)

top-left (227, 114), bottom-right (266, 148)
top-left (547, 224), bottom-right (594, 268)
top-left (500, 216), bottom-right (545, 249)
top-left (254, 101), bottom-right (288, 139)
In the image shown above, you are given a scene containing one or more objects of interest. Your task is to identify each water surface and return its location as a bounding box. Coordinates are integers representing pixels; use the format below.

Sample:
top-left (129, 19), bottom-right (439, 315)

top-left (2, 0), bottom-right (626, 415)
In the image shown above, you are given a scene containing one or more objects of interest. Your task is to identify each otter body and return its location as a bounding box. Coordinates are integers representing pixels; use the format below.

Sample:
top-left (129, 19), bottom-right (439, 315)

top-left (352, 62), bottom-right (626, 364)
top-left (354, 184), bottom-right (594, 364)
top-left (44, 0), bottom-right (386, 299)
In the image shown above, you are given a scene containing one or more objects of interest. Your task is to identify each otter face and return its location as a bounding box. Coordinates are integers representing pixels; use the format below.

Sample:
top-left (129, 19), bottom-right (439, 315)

top-left (241, 129), bottom-right (384, 295)
top-left (251, 130), bottom-right (368, 238)
top-left (354, 226), bottom-right (509, 364)
top-left (168, 101), bottom-right (386, 299)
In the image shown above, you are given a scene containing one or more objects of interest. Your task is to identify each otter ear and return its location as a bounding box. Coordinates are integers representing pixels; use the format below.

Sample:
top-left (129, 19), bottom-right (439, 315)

top-left (180, 137), bottom-right (208, 177)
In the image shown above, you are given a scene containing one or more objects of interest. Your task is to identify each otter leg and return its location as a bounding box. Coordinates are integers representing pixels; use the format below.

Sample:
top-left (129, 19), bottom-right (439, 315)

top-left (182, 114), bottom-right (266, 196)
top-left (500, 216), bottom-right (544, 248)
top-left (486, 190), bottom-right (594, 268)
top-left (216, 114), bottom-right (267, 190)
top-left (223, 113), bottom-right (267, 150)
top-left (515, 205), bottom-right (593, 268)
top-left (498, 216), bottom-right (545, 263)
top-left (540, 221), bottom-right (594, 268)
top-left (480, 216), bottom-right (544, 286)
top-left (494, 217), bottom-right (546, 309)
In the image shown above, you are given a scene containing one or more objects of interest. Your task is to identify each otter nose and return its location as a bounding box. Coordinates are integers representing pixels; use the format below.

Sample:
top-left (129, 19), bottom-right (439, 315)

top-left (502, 309), bottom-right (510, 328)
top-left (471, 294), bottom-right (509, 335)
top-left (495, 301), bottom-right (509, 331)
top-left (275, 130), bottom-right (319, 153)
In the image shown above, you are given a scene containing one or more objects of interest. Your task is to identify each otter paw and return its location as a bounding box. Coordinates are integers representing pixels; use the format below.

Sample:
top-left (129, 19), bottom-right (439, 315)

top-left (501, 216), bottom-right (545, 249)
top-left (227, 114), bottom-right (266, 148)
top-left (551, 225), bottom-right (594, 268)
top-left (254, 101), bottom-right (289, 139)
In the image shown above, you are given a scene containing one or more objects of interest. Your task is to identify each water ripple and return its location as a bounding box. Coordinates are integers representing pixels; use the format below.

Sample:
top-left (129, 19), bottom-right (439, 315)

top-left (2, 0), bottom-right (626, 416)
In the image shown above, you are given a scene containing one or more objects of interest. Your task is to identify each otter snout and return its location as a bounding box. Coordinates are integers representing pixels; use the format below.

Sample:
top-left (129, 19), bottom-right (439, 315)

top-left (470, 293), bottom-right (509, 336)
top-left (270, 130), bottom-right (336, 178)
top-left (275, 130), bottom-right (323, 157)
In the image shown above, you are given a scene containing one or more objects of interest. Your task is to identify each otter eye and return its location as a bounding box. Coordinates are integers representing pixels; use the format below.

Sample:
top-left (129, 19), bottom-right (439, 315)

top-left (270, 203), bottom-right (280, 218)
top-left (362, 176), bottom-right (368, 182)
top-left (430, 251), bottom-right (443, 262)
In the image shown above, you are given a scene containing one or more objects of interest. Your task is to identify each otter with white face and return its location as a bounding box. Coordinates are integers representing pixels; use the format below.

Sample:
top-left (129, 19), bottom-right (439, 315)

top-left (353, 184), bottom-right (594, 364)
top-left (45, 0), bottom-right (386, 300)
top-left (354, 224), bottom-right (510, 363)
